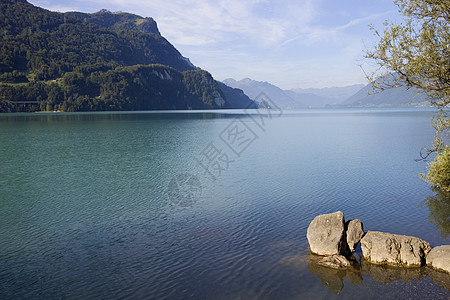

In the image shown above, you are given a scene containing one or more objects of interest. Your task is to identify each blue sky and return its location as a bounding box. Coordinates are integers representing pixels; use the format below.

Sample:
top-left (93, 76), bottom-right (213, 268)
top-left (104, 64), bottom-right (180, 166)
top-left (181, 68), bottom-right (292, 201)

top-left (28, 0), bottom-right (403, 89)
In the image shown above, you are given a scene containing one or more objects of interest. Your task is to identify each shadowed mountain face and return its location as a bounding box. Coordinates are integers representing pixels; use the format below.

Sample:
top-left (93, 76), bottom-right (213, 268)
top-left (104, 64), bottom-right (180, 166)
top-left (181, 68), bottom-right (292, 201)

top-left (0, 0), bottom-right (255, 112)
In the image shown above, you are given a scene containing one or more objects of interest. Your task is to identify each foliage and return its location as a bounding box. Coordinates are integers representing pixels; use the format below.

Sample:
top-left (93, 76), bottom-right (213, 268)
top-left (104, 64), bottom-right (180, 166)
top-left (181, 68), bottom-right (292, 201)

top-left (423, 147), bottom-right (450, 192)
top-left (365, 0), bottom-right (450, 190)
top-left (365, 0), bottom-right (449, 106)
top-left (183, 70), bottom-right (228, 109)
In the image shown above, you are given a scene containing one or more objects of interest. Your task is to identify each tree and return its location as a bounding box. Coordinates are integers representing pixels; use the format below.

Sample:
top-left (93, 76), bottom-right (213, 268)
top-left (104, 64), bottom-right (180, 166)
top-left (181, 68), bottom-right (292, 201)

top-left (365, 0), bottom-right (449, 190)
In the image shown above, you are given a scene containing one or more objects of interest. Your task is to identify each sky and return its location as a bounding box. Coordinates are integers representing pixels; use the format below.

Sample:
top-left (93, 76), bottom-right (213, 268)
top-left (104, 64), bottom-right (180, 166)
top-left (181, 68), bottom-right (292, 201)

top-left (28, 0), bottom-right (404, 89)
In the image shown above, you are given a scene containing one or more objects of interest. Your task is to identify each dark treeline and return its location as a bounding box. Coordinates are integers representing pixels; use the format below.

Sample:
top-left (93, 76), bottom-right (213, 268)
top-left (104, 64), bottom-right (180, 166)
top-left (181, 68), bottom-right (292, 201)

top-left (1, 65), bottom-right (231, 112)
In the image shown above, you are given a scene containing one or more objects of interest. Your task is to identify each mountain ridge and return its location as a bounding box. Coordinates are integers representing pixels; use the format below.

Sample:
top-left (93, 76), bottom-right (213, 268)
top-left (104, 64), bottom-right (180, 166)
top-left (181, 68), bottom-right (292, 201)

top-left (65, 9), bottom-right (161, 36)
top-left (223, 78), bottom-right (356, 109)
top-left (340, 84), bottom-right (428, 107)
top-left (223, 77), bottom-right (430, 108)
top-left (290, 84), bottom-right (364, 100)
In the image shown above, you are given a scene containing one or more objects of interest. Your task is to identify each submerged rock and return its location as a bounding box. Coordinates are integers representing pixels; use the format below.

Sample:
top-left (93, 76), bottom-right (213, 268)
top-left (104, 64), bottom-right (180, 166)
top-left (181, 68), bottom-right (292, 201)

top-left (361, 231), bottom-right (431, 267)
top-left (346, 219), bottom-right (364, 252)
top-left (317, 255), bottom-right (351, 269)
top-left (426, 245), bottom-right (450, 273)
top-left (307, 211), bottom-right (346, 255)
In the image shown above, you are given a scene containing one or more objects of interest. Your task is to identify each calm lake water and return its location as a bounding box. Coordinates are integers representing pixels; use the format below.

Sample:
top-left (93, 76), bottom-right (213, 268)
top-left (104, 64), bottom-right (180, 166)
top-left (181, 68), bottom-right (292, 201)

top-left (0, 108), bottom-right (449, 299)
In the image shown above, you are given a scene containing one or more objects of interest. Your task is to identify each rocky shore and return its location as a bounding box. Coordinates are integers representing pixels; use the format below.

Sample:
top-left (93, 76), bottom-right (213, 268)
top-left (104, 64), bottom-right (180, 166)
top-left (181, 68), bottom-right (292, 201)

top-left (306, 211), bottom-right (450, 273)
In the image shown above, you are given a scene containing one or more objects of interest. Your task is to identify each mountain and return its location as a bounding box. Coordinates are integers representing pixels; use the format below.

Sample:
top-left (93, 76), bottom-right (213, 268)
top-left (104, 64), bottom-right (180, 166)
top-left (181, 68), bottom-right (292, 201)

top-left (216, 82), bottom-right (258, 109)
top-left (223, 78), bottom-right (300, 109)
top-left (222, 78), bottom-right (352, 108)
top-left (0, 0), bottom-right (255, 112)
top-left (223, 77), bottom-right (430, 109)
top-left (65, 9), bottom-right (161, 35)
top-left (341, 79), bottom-right (429, 107)
top-left (290, 84), bottom-right (364, 101)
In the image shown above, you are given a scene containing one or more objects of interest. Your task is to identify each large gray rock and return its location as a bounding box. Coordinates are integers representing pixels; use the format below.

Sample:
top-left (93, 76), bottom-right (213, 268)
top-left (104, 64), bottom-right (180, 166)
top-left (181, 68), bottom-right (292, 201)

top-left (361, 231), bottom-right (431, 267)
top-left (346, 219), bottom-right (364, 252)
top-left (307, 211), bottom-right (345, 255)
top-left (427, 245), bottom-right (450, 273)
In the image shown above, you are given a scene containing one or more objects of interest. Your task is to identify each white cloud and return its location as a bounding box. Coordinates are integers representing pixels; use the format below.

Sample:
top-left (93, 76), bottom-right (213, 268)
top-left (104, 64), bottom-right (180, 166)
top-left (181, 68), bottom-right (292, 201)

top-left (335, 10), bottom-right (396, 31)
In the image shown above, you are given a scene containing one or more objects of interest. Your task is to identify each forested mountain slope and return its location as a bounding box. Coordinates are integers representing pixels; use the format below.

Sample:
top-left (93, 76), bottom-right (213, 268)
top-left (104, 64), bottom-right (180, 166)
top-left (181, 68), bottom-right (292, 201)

top-left (0, 0), bottom-right (255, 112)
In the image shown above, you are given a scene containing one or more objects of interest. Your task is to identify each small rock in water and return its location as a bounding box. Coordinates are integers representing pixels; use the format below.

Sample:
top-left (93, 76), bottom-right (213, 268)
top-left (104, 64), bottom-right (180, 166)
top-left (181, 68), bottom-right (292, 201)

top-left (346, 219), bottom-right (364, 252)
top-left (307, 211), bottom-right (346, 255)
top-left (426, 245), bottom-right (450, 273)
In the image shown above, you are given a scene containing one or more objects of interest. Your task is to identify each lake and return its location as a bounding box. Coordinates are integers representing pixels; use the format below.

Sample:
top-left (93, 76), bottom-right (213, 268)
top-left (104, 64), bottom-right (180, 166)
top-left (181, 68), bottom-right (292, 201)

top-left (0, 108), bottom-right (449, 299)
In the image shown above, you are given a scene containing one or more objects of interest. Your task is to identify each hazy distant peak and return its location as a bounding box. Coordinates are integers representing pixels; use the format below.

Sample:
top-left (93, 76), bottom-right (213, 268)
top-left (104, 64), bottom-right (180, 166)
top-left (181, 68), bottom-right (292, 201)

top-left (240, 78), bottom-right (253, 83)
top-left (223, 78), bottom-right (237, 85)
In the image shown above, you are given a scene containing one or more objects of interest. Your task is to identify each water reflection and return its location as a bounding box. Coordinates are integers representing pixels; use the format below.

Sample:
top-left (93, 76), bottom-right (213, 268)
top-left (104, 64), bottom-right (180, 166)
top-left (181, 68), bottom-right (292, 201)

top-left (423, 188), bottom-right (450, 240)
top-left (360, 258), bottom-right (427, 284)
top-left (306, 254), bottom-right (362, 294)
top-left (0, 110), bottom-right (248, 123)
top-left (282, 253), bottom-right (450, 294)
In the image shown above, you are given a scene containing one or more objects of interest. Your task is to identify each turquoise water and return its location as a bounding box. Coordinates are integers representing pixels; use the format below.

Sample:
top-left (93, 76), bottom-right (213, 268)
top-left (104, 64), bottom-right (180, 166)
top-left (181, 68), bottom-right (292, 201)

top-left (0, 108), bottom-right (448, 299)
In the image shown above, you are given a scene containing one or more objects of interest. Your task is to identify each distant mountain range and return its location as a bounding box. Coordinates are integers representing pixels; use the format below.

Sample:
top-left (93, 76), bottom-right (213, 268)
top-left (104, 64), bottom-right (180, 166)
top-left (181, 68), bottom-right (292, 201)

top-left (223, 78), bottom-right (430, 108)
top-left (0, 0), bottom-right (256, 112)
top-left (340, 78), bottom-right (428, 107)
top-left (222, 78), bottom-right (346, 109)
top-left (290, 85), bottom-right (364, 101)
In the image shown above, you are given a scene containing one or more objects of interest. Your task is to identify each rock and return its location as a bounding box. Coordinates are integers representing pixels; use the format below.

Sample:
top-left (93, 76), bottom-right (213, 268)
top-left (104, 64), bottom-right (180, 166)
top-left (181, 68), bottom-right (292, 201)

top-left (307, 211), bottom-right (346, 255)
top-left (426, 245), bottom-right (450, 273)
top-left (346, 219), bottom-right (364, 252)
top-left (318, 255), bottom-right (351, 269)
top-left (361, 231), bottom-right (431, 267)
